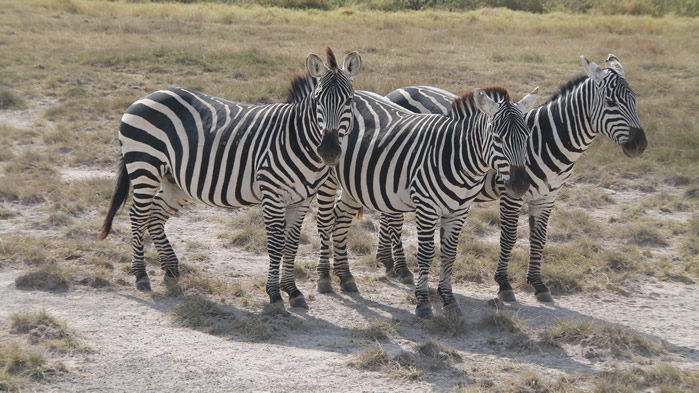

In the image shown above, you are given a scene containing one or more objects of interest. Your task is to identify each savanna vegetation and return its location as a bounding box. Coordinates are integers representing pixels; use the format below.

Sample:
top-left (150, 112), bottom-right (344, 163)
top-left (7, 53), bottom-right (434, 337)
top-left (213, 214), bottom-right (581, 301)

top-left (0, 0), bottom-right (697, 391)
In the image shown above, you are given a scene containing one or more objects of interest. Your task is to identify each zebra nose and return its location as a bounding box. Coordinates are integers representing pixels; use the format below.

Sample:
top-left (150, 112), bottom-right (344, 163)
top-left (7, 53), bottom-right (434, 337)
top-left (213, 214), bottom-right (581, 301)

top-left (505, 165), bottom-right (529, 198)
top-left (622, 127), bottom-right (647, 157)
top-left (318, 128), bottom-right (342, 165)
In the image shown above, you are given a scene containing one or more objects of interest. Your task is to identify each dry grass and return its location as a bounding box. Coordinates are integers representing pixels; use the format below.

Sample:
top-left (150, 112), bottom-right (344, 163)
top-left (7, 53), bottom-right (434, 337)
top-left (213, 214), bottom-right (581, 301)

top-left (349, 345), bottom-right (423, 380)
top-left (352, 319), bottom-right (399, 342)
top-left (10, 310), bottom-right (90, 354)
top-left (546, 319), bottom-right (665, 359)
top-left (219, 208), bottom-right (267, 254)
top-left (173, 295), bottom-right (237, 334)
top-left (0, 343), bottom-right (48, 391)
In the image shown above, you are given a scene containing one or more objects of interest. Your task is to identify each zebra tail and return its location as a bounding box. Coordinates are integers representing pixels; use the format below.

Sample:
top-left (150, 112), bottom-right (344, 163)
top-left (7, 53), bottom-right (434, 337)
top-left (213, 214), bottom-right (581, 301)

top-left (98, 156), bottom-right (130, 240)
top-left (356, 206), bottom-right (364, 220)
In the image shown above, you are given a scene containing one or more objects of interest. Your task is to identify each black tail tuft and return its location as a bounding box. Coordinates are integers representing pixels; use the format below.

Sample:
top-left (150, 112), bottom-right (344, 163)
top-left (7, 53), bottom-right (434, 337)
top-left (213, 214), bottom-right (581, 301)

top-left (99, 157), bottom-right (130, 240)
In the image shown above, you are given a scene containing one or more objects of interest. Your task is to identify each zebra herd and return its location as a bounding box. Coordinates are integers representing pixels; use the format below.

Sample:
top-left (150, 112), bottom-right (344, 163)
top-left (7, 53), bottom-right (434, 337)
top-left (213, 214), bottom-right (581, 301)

top-left (100, 47), bottom-right (647, 319)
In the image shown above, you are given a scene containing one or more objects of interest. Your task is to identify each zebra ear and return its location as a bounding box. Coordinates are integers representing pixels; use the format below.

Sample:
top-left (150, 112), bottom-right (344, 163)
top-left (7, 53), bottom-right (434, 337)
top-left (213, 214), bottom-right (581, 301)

top-left (473, 88), bottom-right (498, 117)
top-left (342, 51), bottom-right (361, 79)
top-left (515, 86), bottom-right (538, 113)
top-left (604, 54), bottom-right (625, 78)
top-left (306, 53), bottom-right (328, 79)
top-left (581, 55), bottom-right (607, 84)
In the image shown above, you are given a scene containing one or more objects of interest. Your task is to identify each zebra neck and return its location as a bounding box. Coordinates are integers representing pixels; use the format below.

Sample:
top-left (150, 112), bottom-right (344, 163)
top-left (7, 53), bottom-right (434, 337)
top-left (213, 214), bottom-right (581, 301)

top-left (529, 79), bottom-right (598, 168)
top-left (456, 115), bottom-right (490, 179)
top-left (289, 99), bottom-right (324, 162)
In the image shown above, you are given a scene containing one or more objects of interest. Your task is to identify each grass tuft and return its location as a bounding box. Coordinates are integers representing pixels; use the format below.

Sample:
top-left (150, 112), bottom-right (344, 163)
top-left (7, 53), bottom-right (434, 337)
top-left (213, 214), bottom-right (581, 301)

top-left (353, 319), bottom-right (398, 342)
top-left (10, 310), bottom-right (89, 354)
top-left (173, 295), bottom-right (236, 334)
top-left (0, 89), bottom-right (27, 110)
top-left (547, 319), bottom-right (665, 359)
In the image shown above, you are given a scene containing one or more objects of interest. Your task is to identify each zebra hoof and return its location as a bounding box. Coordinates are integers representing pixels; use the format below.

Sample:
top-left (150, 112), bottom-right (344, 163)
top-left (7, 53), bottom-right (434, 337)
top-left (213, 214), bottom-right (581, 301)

top-left (340, 278), bottom-right (358, 293)
top-left (399, 271), bottom-right (415, 286)
top-left (498, 289), bottom-right (516, 302)
top-left (135, 278), bottom-right (152, 291)
top-left (163, 274), bottom-right (179, 285)
top-left (415, 304), bottom-right (433, 319)
top-left (442, 302), bottom-right (463, 318)
top-left (269, 294), bottom-right (284, 304)
top-left (289, 295), bottom-right (308, 309)
top-left (536, 291), bottom-right (554, 303)
top-left (317, 278), bottom-right (333, 294)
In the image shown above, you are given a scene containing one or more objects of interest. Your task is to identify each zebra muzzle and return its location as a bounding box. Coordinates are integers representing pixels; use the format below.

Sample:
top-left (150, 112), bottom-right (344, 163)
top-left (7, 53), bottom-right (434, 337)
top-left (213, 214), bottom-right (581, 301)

top-left (318, 128), bottom-right (342, 165)
top-left (622, 127), bottom-right (647, 158)
top-left (505, 165), bottom-right (529, 198)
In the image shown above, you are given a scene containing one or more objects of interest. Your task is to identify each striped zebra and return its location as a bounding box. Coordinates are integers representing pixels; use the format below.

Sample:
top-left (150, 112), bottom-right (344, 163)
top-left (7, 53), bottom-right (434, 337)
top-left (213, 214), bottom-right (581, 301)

top-left (99, 48), bottom-right (361, 309)
top-left (381, 54), bottom-right (647, 302)
top-left (305, 82), bottom-right (539, 318)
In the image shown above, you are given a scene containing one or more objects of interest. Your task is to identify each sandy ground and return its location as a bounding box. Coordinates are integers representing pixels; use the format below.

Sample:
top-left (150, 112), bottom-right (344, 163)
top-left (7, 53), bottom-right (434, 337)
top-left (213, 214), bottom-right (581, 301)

top-left (1, 198), bottom-right (698, 392)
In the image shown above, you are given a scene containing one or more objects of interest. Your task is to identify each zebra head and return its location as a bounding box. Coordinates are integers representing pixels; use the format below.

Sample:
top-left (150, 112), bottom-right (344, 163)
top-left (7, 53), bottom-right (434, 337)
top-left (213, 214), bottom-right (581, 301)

top-left (581, 54), bottom-right (647, 158)
top-left (474, 87), bottom-right (538, 198)
top-left (306, 47), bottom-right (361, 165)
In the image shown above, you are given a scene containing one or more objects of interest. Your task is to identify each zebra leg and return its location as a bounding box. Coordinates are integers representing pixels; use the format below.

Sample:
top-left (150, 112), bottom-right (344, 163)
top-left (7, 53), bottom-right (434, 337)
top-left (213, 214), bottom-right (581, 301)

top-left (376, 213), bottom-right (397, 277)
top-left (147, 174), bottom-right (189, 284)
top-left (331, 193), bottom-right (362, 293)
top-left (262, 200), bottom-right (286, 305)
top-left (280, 203), bottom-right (311, 309)
top-left (315, 173), bottom-right (339, 293)
top-left (414, 208), bottom-right (437, 319)
top-left (494, 196), bottom-right (525, 302)
top-left (128, 176), bottom-right (160, 291)
top-left (389, 215), bottom-right (414, 285)
top-left (438, 213), bottom-right (467, 317)
top-left (527, 198), bottom-right (556, 303)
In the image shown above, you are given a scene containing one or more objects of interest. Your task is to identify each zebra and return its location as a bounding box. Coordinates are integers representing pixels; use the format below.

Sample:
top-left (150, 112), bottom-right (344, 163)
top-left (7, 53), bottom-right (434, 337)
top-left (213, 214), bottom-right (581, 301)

top-left (380, 54), bottom-right (648, 303)
top-left (98, 47), bottom-right (361, 309)
top-left (304, 81), bottom-right (539, 318)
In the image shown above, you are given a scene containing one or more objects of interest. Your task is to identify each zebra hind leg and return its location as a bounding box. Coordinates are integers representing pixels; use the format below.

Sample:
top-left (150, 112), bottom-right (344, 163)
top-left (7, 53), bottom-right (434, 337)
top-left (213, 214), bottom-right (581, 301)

top-left (280, 203), bottom-right (311, 309)
top-left (389, 215), bottom-right (414, 285)
top-left (494, 197), bottom-right (524, 302)
top-left (331, 194), bottom-right (363, 293)
top-left (147, 174), bottom-right (190, 285)
top-left (437, 214), bottom-right (467, 318)
top-left (315, 175), bottom-right (339, 293)
top-left (128, 178), bottom-right (160, 291)
top-left (527, 201), bottom-right (555, 303)
top-left (413, 208), bottom-right (438, 319)
top-left (376, 213), bottom-right (397, 277)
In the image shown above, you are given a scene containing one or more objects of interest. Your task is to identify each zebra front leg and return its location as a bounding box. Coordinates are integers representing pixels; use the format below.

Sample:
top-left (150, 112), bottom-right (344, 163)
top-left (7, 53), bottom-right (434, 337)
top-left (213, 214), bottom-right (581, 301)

top-left (527, 199), bottom-right (556, 302)
top-left (315, 174), bottom-right (339, 293)
top-left (148, 176), bottom-right (190, 284)
top-left (262, 200), bottom-right (286, 305)
top-left (280, 203), bottom-right (311, 309)
top-left (414, 208), bottom-right (437, 319)
top-left (331, 194), bottom-right (362, 292)
top-left (438, 213), bottom-right (467, 317)
top-left (494, 196), bottom-right (524, 302)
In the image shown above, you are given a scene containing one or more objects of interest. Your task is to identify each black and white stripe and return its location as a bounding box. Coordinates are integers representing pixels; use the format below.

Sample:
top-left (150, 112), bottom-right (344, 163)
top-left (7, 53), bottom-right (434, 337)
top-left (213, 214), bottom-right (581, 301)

top-left (311, 85), bottom-right (537, 318)
top-left (99, 48), bottom-right (361, 308)
top-left (382, 54), bottom-right (647, 302)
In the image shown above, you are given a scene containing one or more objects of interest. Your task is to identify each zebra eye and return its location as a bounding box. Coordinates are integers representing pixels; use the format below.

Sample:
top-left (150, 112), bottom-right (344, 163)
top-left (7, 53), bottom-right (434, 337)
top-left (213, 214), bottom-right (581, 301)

top-left (344, 97), bottom-right (353, 106)
top-left (606, 99), bottom-right (617, 107)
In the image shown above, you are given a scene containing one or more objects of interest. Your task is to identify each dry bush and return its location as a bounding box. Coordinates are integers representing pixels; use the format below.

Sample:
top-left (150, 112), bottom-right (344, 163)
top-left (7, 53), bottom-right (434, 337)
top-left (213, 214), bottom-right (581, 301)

top-left (352, 319), bottom-right (399, 342)
top-left (10, 310), bottom-right (89, 354)
top-left (547, 319), bottom-right (665, 359)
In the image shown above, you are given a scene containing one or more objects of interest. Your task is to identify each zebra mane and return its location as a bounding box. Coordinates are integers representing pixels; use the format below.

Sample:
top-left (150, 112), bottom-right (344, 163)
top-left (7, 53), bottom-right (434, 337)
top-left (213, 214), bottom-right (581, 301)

top-left (450, 86), bottom-right (510, 119)
top-left (286, 73), bottom-right (317, 104)
top-left (548, 74), bottom-right (588, 103)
